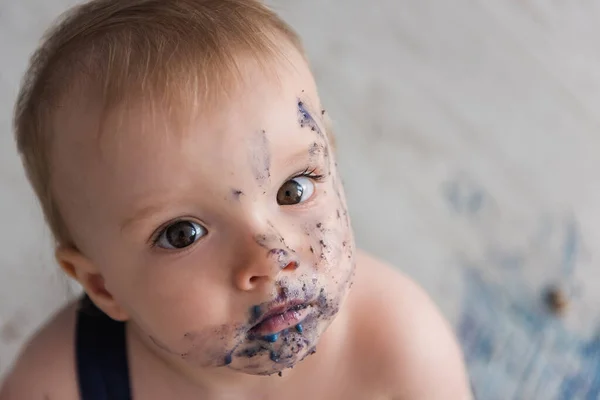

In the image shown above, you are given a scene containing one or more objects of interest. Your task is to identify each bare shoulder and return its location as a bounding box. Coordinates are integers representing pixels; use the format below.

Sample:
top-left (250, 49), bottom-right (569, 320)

top-left (345, 250), bottom-right (471, 400)
top-left (0, 300), bottom-right (80, 400)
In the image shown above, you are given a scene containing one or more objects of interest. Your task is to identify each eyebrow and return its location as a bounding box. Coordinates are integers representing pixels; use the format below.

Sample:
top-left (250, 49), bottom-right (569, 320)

top-left (120, 201), bottom-right (171, 233)
top-left (286, 141), bottom-right (327, 166)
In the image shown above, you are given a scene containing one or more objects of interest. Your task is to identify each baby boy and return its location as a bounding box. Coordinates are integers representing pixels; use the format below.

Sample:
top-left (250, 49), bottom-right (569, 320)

top-left (1, 1), bottom-right (470, 399)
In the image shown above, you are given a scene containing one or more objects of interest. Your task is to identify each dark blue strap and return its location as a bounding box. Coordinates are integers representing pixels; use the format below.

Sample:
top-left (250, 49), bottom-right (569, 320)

top-left (76, 295), bottom-right (132, 400)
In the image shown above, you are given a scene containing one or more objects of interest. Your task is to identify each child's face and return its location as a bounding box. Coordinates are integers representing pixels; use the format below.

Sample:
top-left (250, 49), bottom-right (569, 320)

top-left (53, 50), bottom-right (355, 376)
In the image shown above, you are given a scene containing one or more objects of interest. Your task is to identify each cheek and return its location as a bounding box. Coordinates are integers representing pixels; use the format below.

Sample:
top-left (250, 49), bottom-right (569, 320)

top-left (123, 258), bottom-right (230, 332)
top-left (303, 178), bottom-right (354, 274)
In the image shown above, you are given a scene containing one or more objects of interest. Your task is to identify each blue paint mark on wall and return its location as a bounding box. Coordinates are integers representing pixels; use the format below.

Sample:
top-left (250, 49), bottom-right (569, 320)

top-left (467, 190), bottom-right (485, 214)
top-left (444, 180), bottom-right (462, 213)
top-left (486, 249), bottom-right (524, 270)
top-left (443, 176), bottom-right (486, 216)
top-left (442, 176), bottom-right (595, 398)
top-left (561, 218), bottom-right (580, 278)
top-left (558, 334), bottom-right (600, 400)
top-left (458, 265), bottom-right (600, 399)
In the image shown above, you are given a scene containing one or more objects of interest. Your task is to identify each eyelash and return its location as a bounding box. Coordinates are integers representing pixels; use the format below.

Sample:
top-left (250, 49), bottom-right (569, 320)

top-left (294, 167), bottom-right (325, 182)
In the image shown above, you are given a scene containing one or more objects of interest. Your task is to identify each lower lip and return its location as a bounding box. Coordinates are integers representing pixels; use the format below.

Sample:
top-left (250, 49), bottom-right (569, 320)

top-left (251, 306), bottom-right (311, 336)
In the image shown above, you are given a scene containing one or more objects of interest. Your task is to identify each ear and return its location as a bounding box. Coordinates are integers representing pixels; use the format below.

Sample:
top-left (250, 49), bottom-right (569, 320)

top-left (56, 245), bottom-right (130, 322)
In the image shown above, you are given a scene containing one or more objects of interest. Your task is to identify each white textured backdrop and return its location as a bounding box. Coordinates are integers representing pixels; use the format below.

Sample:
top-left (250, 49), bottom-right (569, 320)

top-left (2, 1), bottom-right (600, 398)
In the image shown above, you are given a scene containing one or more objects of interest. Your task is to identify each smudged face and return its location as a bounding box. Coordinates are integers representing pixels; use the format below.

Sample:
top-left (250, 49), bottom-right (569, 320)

top-left (52, 51), bottom-right (355, 377)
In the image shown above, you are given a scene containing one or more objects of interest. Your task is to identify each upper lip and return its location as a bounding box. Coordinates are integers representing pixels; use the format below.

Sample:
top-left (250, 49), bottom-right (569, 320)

top-left (251, 299), bottom-right (309, 329)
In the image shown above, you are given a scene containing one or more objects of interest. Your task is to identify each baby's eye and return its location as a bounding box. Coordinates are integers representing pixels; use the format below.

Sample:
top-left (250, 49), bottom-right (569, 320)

top-left (155, 220), bottom-right (207, 250)
top-left (277, 176), bottom-right (315, 205)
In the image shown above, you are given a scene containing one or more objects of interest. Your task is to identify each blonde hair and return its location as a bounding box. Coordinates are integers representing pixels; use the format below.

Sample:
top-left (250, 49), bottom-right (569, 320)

top-left (14, 0), bottom-right (309, 246)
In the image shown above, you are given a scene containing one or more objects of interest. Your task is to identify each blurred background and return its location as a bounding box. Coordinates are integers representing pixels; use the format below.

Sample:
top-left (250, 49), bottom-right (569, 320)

top-left (2, 1), bottom-right (600, 398)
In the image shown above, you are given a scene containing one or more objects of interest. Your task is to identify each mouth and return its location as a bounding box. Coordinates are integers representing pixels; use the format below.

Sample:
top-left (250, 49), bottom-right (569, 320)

top-left (249, 301), bottom-right (312, 337)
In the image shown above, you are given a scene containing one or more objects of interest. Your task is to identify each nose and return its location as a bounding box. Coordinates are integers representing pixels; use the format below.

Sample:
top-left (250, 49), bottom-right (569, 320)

top-left (233, 232), bottom-right (300, 292)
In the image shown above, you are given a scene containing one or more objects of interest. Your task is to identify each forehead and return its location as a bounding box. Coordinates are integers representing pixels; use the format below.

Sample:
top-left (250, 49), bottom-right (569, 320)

top-left (54, 44), bottom-right (318, 153)
top-left (102, 52), bottom-right (320, 165)
top-left (51, 49), bottom-right (324, 216)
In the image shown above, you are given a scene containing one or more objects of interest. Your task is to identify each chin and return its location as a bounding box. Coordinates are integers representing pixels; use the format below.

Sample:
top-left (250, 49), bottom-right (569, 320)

top-left (234, 345), bottom-right (318, 376)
